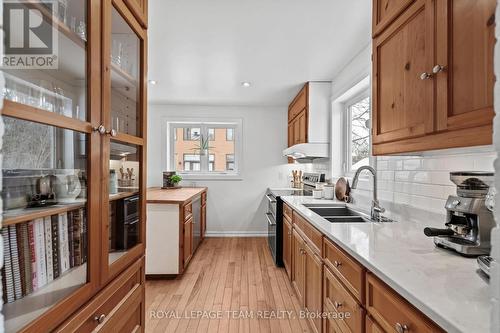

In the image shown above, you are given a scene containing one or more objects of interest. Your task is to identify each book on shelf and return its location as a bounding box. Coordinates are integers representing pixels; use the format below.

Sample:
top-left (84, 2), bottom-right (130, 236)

top-left (44, 217), bottom-right (54, 283)
top-left (34, 218), bottom-right (48, 289)
top-left (1, 208), bottom-right (89, 304)
top-left (9, 225), bottom-right (23, 300)
top-left (28, 221), bottom-right (37, 292)
top-left (2, 227), bottom-right (15, 303)
top-left (58, 212), bottom-right (70, 274)
top-left (51, 215), bottom-right (60, 279)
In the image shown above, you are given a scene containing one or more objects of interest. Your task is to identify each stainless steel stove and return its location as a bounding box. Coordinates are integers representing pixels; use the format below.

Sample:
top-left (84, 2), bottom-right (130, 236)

top-left (265, 172), bottom-right (324, 266)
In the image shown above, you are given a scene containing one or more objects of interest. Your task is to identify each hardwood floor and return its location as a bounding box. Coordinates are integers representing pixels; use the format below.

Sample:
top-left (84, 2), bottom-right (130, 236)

top-left (145, 237), bottom-right (311, 333)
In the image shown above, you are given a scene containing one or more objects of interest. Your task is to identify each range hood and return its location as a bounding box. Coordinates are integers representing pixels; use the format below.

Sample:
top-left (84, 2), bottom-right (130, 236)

top-left (283, 82), bottom-right (331, 161)
top-left (283, 143), bottom-right (329, 161)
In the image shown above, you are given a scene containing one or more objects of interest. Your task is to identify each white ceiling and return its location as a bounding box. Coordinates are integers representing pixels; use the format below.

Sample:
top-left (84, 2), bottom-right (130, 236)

top-left (148, 0), bottom-right (371, 106)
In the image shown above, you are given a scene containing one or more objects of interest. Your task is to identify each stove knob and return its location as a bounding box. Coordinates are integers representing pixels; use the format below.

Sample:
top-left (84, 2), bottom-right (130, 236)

top-left (452, 200), bottom-right (460, 206)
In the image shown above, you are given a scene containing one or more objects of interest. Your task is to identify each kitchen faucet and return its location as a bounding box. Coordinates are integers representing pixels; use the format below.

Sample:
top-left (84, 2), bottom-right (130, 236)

top-left (351, 166), bottom-right (386, 221)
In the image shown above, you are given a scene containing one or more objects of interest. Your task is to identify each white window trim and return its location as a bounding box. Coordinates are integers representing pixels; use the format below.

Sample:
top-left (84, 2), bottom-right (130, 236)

top-left (343, 90), bottom-right (372, 177)
top-left (164, 118), bottom-right (243, 180)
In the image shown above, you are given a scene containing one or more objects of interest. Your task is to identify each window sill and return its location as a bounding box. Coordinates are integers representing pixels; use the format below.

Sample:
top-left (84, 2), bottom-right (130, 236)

top-left (179, 174), bottom-right (243, 181)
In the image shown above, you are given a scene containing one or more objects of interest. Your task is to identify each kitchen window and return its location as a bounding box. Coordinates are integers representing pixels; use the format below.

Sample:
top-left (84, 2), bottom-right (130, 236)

top-left (167, 120), bottom-right (242, 178)
top-left (344, 92), bottom-right (371, 173)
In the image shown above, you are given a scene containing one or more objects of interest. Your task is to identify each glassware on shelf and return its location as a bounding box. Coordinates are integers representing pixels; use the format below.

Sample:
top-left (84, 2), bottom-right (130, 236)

top-left (111, 39), bottom-right (123, 66)
top-left (57, 0), bottom-right (68, 25)
top-left (77, 21), bottom-right (87, 41)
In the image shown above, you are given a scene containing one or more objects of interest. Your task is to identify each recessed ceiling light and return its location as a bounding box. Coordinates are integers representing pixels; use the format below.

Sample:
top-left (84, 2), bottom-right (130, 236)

top-left (241, 81), bottom-right (251, 88)
top-left (149, 80), bottom-right (157, 85)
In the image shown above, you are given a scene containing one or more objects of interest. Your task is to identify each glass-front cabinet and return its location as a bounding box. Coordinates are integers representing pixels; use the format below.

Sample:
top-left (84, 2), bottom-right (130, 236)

top-left (102, 0), bottom-right (146, 283)
top-left (0, 0), bottom-right (147, 331)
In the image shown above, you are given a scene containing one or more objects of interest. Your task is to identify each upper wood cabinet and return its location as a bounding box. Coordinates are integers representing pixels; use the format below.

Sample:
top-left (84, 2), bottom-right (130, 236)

top-left (372, 0), bottom-right (495, 155)
top-left (124, 0), bottom-right (148, 27)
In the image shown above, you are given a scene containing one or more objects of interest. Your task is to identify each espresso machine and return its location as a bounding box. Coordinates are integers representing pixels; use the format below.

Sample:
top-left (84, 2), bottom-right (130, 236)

top-left (424, 171), bottom-right (495, 256)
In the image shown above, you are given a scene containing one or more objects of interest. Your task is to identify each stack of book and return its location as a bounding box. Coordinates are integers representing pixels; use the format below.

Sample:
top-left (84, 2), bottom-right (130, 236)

top-left (2, 208), bottom-right (88, 304)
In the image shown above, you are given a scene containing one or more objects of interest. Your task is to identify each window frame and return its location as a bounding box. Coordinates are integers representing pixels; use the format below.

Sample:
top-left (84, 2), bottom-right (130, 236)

top-left (343, 90), bottom-right (372, 176)
top-left (166, 119), bottom-right (242, 179)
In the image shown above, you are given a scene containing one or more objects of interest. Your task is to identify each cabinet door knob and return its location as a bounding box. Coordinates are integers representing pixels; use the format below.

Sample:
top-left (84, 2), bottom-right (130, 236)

top-left (334, 301), bottom-right (343, 309)
top-left (420, 72), bottom-right (433, 80)
top-left (93, 124), bottom-right (107, 135)
top-left (107, 128), bottom-right (117, 137)
top-left (432, 65), bottom-right (446, 74)
top-left (395, 322), bottom-right (409, 333)
top-left (94, 314), bottom-right (106, 324)
top-left (334, 260), bottom-right (342, 267)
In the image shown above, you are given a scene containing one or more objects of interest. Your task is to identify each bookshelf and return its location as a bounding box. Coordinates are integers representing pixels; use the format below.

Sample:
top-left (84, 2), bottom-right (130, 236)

top-left (1, 0), bottom-right (148, 332)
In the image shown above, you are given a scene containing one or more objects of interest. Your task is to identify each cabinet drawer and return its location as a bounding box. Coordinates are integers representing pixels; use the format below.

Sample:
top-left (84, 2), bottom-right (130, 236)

top-left (323, 237), bottom-right (365, 303)
top-left (324, 267), bottom-right (365, 333)
top-left (293, 212), bottom-right (322, 255)
top-left (98, 284), bottom-right (144, 332)
top-left (183, 202), bottom-right (193, 221)
top-left (283, 203), bottom-right (293, 222)
top-left (56, 257), bottom-right (144, 332)
top-left (366, 273), bottom-right (444, 333)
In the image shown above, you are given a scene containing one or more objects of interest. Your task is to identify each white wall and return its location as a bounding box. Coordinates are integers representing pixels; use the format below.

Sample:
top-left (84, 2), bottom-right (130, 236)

top-left (148, 104), bottom-right (313, 236)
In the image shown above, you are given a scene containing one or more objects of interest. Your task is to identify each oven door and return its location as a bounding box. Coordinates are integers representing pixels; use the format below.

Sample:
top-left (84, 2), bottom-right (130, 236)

top-left (266, 212), bottom-right (277, 262)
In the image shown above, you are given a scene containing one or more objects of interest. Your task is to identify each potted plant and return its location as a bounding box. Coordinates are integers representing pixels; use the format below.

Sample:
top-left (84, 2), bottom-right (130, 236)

top-left (191, 135), bottom-right (214, 156)
top-left (169, 174), bottom-right (183, 187)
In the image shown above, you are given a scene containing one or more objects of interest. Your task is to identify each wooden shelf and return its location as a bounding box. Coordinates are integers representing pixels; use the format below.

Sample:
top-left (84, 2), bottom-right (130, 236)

top-left (3, 201), bottom-right (86, 227)
top-left (111, 62), bottom-right (137, 86)
top-left (3, 264), bottom-right (87, 333)
top-left (28, 1), bottom-right (87, 49)
top-left (109, 191), bottom-right (139, 202)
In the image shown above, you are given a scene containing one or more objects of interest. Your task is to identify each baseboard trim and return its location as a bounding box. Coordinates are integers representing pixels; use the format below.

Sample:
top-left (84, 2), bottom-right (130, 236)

top-left (205, 231), bottom-right (267, 237)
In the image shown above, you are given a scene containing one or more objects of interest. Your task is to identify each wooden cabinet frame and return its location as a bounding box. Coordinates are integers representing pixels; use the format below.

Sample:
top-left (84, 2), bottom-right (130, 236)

top-left (100, 0), bottom-right (148, 285)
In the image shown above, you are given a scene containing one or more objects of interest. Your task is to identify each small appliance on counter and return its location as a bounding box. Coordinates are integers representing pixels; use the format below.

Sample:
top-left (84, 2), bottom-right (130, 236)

top-left (424, 171), bottom-right (495, 256)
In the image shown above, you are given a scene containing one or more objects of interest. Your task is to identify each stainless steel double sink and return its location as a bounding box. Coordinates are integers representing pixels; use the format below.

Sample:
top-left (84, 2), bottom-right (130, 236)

top-left (303, 204), bottom-right (393, 223)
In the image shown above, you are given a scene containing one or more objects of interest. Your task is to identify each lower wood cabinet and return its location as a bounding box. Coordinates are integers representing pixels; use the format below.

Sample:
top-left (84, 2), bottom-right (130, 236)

top-left (183, 217), bottom-right (194, 268)
top-left (324, 266), bottom-right (364, 333)
top-left (56, 257), bottom-right (145, 333)
top-left (283, 207), bottom-right (445, 333)
top-left (283, 217), bottom-right (292, 280)
top-left (292, 229), bottom-right (306, 305)
top-left (304, 242), bottom-right (323, 333)
top-left (365, 315), bottom-right (385, 333)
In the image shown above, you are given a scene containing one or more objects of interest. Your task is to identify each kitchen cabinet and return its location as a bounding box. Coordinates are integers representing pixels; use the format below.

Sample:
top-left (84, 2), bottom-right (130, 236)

top-left (283, 206), bottom-right (446, 333)
top-left (183, 217), bottom-right (194, 268)
top-left (124, 0), bottom-right (148, 27)
top-left (304, 242), bottom-right (323, 333)
top-left (145, 188), bottom-right (207, 275)
top-left (283, 218), bottom-right (292, 280)
top-left (372, 0), bottom-right (495, 155)
top-left (0, 0), bottom-right (148, 331)
top-left (292, 229), bottom-right (306, 306)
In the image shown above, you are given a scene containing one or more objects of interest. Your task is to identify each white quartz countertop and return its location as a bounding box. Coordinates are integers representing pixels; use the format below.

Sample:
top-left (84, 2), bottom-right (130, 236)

top-left (281, 196), bottom-right (491, 333)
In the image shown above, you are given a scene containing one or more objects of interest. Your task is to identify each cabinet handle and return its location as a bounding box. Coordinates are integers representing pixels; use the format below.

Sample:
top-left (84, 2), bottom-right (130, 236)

top-left (334, 260), bottom-right (342, 267)
top-left (419, 72), bottom-right (433, 80)
top-left (93, 124), bottom-right (106, 135)
top-left (107, 128), bottom-right (117, 137)
top-left (334, 301), bottom-right (342, 309)
top-left (432, 65), bottom-right (446, 74)
top-left (94, 314), bottom-right (106, 324)
top-left (395, 322), bottom-right (409, 333)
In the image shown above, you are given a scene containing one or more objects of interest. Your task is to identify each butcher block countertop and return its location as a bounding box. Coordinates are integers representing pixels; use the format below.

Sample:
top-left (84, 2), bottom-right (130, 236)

top-left (147, 187), bottom-right (207, 204)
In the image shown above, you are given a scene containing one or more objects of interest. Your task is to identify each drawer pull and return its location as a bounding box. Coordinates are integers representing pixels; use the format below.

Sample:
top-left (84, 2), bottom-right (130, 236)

top-left (395, 322), bottom-right (409, 333)
top-left (94, 314), bottom-right (106, 324)
top-left (334, 301), bottom-right (343, 309)
top-left (334, 260), bottom-right (342, 267)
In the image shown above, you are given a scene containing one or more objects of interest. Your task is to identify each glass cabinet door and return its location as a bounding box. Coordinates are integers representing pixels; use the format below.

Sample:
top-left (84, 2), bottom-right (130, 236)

top-left (102, 0), bottom-right (146, 281)
top-left (1, 1), bottom-right (99, 331)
